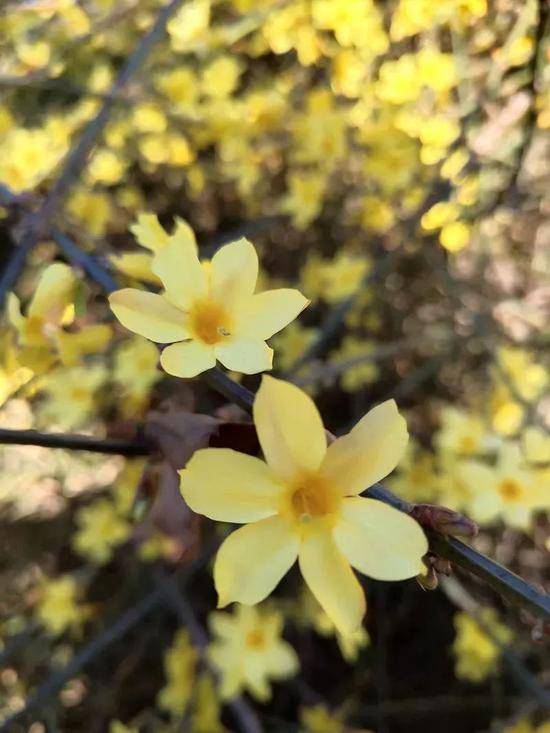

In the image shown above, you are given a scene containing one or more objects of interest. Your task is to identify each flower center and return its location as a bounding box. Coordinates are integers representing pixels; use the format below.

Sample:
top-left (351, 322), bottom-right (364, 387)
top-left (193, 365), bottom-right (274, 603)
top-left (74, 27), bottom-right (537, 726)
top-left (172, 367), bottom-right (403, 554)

top-left (189, 299), bottom-right (232, 346)
top-left (498, 478), bottom-right (522, 501)
top-left (245, 630), bottom-right (265, 650)
top-left (459, 436), bottom-right (476, 453)
top-left (288, 473), bottom-right (340, 524)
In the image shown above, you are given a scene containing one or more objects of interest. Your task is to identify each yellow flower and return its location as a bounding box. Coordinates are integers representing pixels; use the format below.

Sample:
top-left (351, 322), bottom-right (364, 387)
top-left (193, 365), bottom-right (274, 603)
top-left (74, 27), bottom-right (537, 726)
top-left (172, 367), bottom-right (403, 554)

top-left (87, 148), bottom-right (126, 185)
top-left (8, 263), bottom-right (111, 371)
top-left (109, 721), bottom-right (138, 733)
top-left (38, 364), bottom-right (107, 428)
top-left (452, 609), bottom-right (512, 683)
top-left (35, 575), bottom-right (88, 636)
top-left (271, 322), bottom-right (318, 372)
top-left (113, 336), bottom-right (161, 417)
top-left (158, 629), bottom-right (197, 716)
top-left (180, 377), bottom-right (427, 633)
top-left (435, 406), bottom-right (487, 457)
top-left (331, 336), bottom-right (379, 392)
top-left (302, 589), bottom-right (370, 662)
top-left (191, 672), bottom-right (225, 733)
top-left (202, 56), bottom-right (243, 98)
top-left (208, 604), bottom-right (298, 701)
top-left (440, 221), bottom-right (470, 253)
top-left (73, 498), bottom-right (131, 565)
top-left (109, 239), bottom-right (308, 377)
top-left (521, 426), bottom-right (550, 464)
top-left (299, 704), bottom-right (345, 733)
top-left (460, 442), bottom-right (549, 529)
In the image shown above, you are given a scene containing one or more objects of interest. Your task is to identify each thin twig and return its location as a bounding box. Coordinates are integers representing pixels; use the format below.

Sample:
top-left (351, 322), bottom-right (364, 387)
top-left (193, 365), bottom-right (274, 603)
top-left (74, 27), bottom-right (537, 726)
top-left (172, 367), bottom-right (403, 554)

top-left (52, 230), bottom-right (119, 293)
top-left (0, 428), bottom-right (150, 455)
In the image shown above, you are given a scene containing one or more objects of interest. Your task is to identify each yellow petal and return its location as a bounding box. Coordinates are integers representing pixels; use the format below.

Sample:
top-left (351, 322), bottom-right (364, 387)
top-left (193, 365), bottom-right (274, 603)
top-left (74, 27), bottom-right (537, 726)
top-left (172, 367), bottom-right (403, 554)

top-left (7, 293), bottom-right (24, 331)
top-left (109, 252), bottom-right (161, 285)
top-left (334, 497), bottom-right (427, 580)
top-left (321, 400), bottom-right (408, 495)
top-left (130, 213), bottom-right (169, 252)
top-left (109, 289), bottom-right (188, 343)
top-left (180, 448), bottom-right (283, 522)
top-left (299, 529), bottom-right (365, 635)
top-left (152, 239), bottom-right (207, 310)
top-left (56, 324), bottom-right (112, 366)
top-left (171, 216), bottom-right (198, 256)
top-left (29, 263), bottom-right (75, 324)
top-left (215, 338), bottom-right (273, 374)
top-left (160, 340), bottom-right (215, 377)
top-left (214, 516), bottom-right (299, 607)
top-left (210, 238), bottom-right (258, 308)
top-left (235, 289), bottom-right (309, 340)
top-left (253, 376), bottom-right (327, 481)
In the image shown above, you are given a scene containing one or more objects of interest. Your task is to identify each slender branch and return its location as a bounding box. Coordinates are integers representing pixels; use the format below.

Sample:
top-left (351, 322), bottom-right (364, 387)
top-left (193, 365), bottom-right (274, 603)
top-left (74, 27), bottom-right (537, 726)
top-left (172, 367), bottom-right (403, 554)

top-left (430, 533), bottom-right (550, 621)
top-left (0, 428), bottom-right (150, 456)
top-left (52, 229), bottom-right (119, 293)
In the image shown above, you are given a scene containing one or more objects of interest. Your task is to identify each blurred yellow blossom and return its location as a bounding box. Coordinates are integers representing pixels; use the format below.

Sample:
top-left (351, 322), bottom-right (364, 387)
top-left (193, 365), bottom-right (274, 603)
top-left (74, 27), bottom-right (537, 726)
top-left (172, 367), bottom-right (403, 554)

top-left (158, 629), bottom-right (197, 716)
top-left (73, 498), bottom-right (131, 565)
top-left (452, 609), bottom-right (512, 683)
top-left (35, 575), bottom-right (88, 636)
top-left (208, 604), bottom-right (298, 701)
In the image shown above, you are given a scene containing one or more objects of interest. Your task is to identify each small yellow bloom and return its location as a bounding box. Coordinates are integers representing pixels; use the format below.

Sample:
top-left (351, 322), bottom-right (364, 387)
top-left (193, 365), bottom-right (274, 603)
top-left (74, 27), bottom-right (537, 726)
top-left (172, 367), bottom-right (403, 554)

top-left (440, 221), bottom-right (470, 253)
top-left (109, 239), bottom-right (308, 377)
top-left (181, 377), bottom-right (427, 633)
top-left (113, 336), bottom-right (161, 417)
top-left (35, 575), bottom-right (88, 636)
top-left (460, 442), bottom-right (549, 529)
top-left (452, 609), bottom-right (512, 683)
top-left (208, 604), bottom-right (298, 701)
top-left (38, 364), bottom-right (107, 428)
top-left (8, 263), bottom-right (111, 371)
top-left (158, 629), bottom-right (197, 716)
top-left (73, 498), bottom-right (131, 565)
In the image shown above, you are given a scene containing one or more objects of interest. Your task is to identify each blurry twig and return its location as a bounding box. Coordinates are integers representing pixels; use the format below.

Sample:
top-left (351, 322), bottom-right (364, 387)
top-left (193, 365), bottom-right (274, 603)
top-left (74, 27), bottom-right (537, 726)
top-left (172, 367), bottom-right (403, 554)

top-left (0, 428), bottom-right (151, 455)
top-left (440, 576), bottom-right (550, 708)
top-left (52, 229), bottom-right (119, 292)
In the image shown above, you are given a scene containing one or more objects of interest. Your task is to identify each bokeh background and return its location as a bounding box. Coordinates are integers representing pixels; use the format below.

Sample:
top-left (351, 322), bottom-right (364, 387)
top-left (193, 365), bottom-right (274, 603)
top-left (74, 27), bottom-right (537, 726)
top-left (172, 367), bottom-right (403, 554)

top-left (0, 0), bottom-right (549, 731)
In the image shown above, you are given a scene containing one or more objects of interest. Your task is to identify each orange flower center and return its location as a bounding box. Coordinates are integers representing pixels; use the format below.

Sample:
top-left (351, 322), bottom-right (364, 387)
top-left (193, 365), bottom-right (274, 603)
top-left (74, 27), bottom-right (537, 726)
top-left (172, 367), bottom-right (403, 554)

top-left (288, 473), bottom-right (341, 524)
top-left (498, 479), bottom-right (522, 501)
top-left (245, 630), bottom-right (265, 649)
top-left (189, 299), bottom-right (233, 345)
top-left (459, 436), bottom-right (476, 453)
